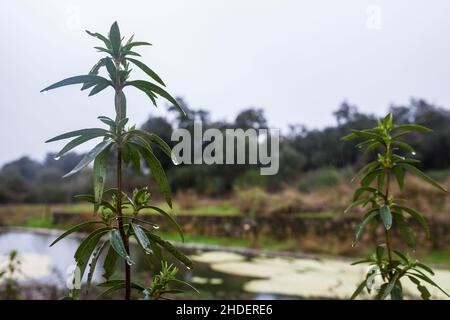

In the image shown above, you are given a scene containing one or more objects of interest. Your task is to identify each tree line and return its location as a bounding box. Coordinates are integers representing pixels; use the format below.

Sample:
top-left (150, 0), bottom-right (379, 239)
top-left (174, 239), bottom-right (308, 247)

top-left (0, 97), bottom-right (449, 203)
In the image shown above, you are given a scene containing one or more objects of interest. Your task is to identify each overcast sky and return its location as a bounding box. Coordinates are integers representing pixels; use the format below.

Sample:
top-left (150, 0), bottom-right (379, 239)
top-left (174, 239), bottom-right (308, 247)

top-left (1, 0), bottom-right (450, 165)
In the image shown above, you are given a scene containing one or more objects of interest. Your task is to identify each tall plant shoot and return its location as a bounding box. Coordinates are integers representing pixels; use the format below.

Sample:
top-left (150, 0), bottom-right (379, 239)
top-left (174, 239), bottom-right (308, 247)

top-left (41, 22), bottom-right (193, 300)
top-left (343, 114), bottom-right (449, 300)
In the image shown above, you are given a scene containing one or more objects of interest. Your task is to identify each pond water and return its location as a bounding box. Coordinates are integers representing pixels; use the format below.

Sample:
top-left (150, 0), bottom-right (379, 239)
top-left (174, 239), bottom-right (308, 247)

top-left (1, 228), bottom-right (450, 300)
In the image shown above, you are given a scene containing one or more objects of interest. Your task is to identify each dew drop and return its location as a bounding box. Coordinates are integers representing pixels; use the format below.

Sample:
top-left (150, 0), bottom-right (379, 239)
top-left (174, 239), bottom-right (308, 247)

top-left (152, 225), bottom-right (160, 230)
top-left (411, 151), bottom-right (416, 156)
top-left (186, 266), bottom-right (192, 270)
top-left (351, 243), bottom-right (355, 248)
top-left (144, 248), bottom-right (153, 255)
top-left (126, 257), bottom-right (134, 266)
top-left (54, 156), bottom-right (61, 161)
top-left (171, 154), bottom-right (180, 166)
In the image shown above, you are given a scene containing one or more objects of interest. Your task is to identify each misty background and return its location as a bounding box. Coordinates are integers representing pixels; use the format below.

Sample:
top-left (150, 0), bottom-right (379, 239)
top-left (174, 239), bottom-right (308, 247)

top-left (1, 0), bottom-right (450, 165)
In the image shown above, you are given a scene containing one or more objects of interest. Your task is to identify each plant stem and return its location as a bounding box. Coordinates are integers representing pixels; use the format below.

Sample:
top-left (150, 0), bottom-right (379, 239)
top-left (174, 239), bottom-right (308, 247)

top-left (114, 58), bottom-right (131, 300)
top-left (116, 145), bottom-right (131, 300)
top-left (384, 145), bottom-right (393, 267)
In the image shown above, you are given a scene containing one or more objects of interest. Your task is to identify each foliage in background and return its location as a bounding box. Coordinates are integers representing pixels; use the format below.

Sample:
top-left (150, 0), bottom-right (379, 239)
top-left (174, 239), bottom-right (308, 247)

top-left (41, 22), bottom-right (194, 300)
top-left (343, 114), bottom-right (449, 300)
top-left (1, 99), bottom-right (450, 203)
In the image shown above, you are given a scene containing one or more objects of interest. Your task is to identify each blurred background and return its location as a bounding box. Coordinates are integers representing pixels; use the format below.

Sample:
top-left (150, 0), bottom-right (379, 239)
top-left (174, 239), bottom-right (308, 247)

top-left (0, 0), bottom-right (450, 299)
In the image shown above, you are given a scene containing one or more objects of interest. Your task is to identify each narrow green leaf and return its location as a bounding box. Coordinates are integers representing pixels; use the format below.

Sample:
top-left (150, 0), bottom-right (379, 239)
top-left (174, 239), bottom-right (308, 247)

top-left (377, 170), bottom-right (385, 191)
top-left (400, 163), bottom-right (447, 192)
top-left (393, 166), bottom-right (405, 189)
top-left (50, 221), bottom-right (105, 247)
top-left (105, 58), bottom-right (116, 80)
top-left (109, 22), bottom-right (121, 55)
top-left (352, 162), bottom-right (379, 183)
top-left (393, 249), bottom-right (409, 263)
top-left (378, 275), bottom-right (399, 300)
top-left (102, 245), bottom-right (118, 281)
top-left (393, 205), bottom-right (430, 238)
top-left (393, 212), bottom-right (416, 249)
top-left (81, 58), bottom-right (107, 90)
top-left (126, 58), bottom-right (166, 86)
top-left (361, 169), bottom-right (381, 187)
top-left (393, 124), bottom-right (432, 133)
top-left (75, 227), bottom-right (110, 278)
top-left (97, 281), bottom-right (144, 299)
top-left (379, 205), bottom-right (392, 230)
top-left (108, 229), bottom-right (133, 265)
top-left (89, 82), bottom-right (111, 96)
top-left (123, 41), bottom-right (152, 51)
top-left (135, 130), bottom-right (172, 159)
top-left (117, 91), bottom-right (127, 120)
top-left (131, 223), bottom-right (153, 254)
top-left (98, 279), bottom-right (145, 289)
top-left (94, 47), bottom-right (113, 55)
top-left (376, 244), bottom-right (386, 261)
top-left (407, 276), bottom-right (431, 300)
top-left (350, 130), bottom-right (384, 142)
top-left (390, 285), bottom-right (403, 300)
top-left (364, 142), bottom-right (382, 155)
top-left (125, 80), bottom-right (186, 116)
top-left (56, 132), bottom-right (106, 158)
top-left (407, 272), bottom-right (450, 297)
top-left (86, 30), bottom-right (111, 49)
top-left (132, 142), bottom-right (172, 208)
top-left (392, 141), bottom-right (415, 153)
top-left (46, 128), bottom-right (108, 143)
top-left (128, 143), bottom-right (141, 173)
top-left (93, 143), bottom-right (112, 212)
top-left (350, 280), bottom-right (367, 300)
top-left (170, 279), bottom-right (200, 294)
top-left (353, 209), bottom-right (379, 245)
top-left (341, 133), bottom-right (357, 141)
top-left (353, 187), bottom-right (377, 202)
top-left (63, 140), bottom-right (113, 178)
top-left (416, 263), bottom-right (434, 275)
top-left (344, 198), bottom-right (369, 214)
top-left (144, 231), bottom-right (192, 269)
top-left (350, 258), bottom-right (373, 265)
top-left (86, 241), bottom-right (107, 291)
top-left (41, 75), bottom-right (110, 92)
top-left (142, 205), bottom-right (184, 242)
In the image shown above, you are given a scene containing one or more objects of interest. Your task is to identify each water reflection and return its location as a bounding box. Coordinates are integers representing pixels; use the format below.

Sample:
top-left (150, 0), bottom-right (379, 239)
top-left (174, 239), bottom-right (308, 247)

top-left (2, 229), bottom-right (449, 300)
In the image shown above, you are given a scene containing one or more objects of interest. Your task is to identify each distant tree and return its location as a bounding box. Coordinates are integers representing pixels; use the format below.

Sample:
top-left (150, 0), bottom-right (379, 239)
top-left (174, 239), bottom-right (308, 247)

top-left (235, 108), bottom-right (267, 129)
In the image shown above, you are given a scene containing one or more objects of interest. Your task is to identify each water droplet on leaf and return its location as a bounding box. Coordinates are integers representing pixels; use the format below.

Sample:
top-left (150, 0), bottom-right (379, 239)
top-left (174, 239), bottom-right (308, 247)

top-left (152, 225), bottom-right (160, 230)
top-left (411, 151), bottom-right (416, 156)
top-left (54, 156), bottom-right (61, 161)
top-left (171, 154), bottom-right (180, 166)
top-left (126, 256), bottom-right (134, 266)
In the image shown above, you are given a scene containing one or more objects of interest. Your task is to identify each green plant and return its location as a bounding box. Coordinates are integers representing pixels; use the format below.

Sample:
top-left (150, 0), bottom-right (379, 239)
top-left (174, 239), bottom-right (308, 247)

top-left (0, 250), bottom-right (22, 300)
top-left (342, 113), bottom-right (449, 300)
top-left (41, 22), bottom-right (192, 300)
top-left (142, 262), bottom-right (199, 300)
